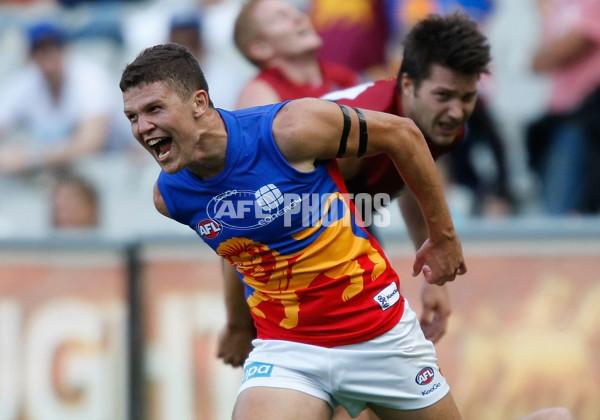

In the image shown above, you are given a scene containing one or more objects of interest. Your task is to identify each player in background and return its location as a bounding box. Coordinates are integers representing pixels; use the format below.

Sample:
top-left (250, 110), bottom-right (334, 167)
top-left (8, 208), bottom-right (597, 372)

top-left (233, 0), bottom-right (359, 109)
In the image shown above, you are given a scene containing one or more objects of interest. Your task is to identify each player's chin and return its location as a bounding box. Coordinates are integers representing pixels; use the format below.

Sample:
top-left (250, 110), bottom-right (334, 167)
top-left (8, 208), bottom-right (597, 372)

top-left (432, 132), bottom-right (456, 146)
top-left (157, 157), bottom-right (183, 174)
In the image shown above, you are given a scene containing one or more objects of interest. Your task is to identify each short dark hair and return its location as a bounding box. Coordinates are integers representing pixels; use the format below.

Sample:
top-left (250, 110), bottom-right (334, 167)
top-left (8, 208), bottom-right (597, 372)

top-left (398, 12), bottom-right (491, 90)
top-left (119, 43), bottom-right (213, 106)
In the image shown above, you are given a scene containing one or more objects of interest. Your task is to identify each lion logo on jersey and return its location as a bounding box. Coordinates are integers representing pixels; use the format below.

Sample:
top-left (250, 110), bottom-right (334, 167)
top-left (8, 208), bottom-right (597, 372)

top-left (217, 193), bottom-right (386, 329)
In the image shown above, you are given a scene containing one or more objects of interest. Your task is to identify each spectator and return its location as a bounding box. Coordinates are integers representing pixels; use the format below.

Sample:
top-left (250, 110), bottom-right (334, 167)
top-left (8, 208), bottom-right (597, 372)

top-left (445, 96), bottom-right (515, 217)
top-left (51, 172), bottom-right (99, 231)
top-left (168, 9), bottom-right (250, 110)
top-left (168, 12), bottom-right (205, 60)
top-left (0, 20), bottom-right (127, 236)
top-left (526, 0), bottom-right (600, 214)
top-left (0, 20), bottom-right (117, 176)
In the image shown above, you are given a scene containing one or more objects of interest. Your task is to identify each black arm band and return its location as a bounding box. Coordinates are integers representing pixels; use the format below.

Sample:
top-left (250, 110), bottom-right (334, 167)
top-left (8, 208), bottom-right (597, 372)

top-left (336, 104), bottom-right (352, 158)
top-left (353, 107), bottom-right (368, 157)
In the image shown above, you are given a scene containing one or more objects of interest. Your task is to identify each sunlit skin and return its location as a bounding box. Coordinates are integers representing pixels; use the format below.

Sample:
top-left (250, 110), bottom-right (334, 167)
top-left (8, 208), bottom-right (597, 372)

top-left (252, 0), bottom-right (322, 61)
top-left (401, 63), bottom-right (479, 147)
top-left (123, 81), bottom-right (227, 179)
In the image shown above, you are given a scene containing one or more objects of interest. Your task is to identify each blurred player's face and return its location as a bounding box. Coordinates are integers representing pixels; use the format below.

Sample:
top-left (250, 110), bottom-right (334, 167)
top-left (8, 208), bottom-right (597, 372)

top-left (401, 64), bottom-right (478, 146)
top-left (252, 0), bottom-right (322, 59)
top-left (123, 81), bottom-right (207, 175)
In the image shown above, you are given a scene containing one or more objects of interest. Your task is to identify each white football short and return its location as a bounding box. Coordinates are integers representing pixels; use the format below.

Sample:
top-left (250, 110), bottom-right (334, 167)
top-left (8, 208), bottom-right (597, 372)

top-left (237, 300), bottom-right (450, 417)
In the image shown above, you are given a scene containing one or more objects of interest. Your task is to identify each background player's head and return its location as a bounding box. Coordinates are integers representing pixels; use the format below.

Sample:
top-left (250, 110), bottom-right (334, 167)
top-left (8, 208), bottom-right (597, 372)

top-left (234, 0), bottom-right (322, 68)
top-left (398, 12), bottom-right (491, 146)
top-left (399, 12), bottom-right (490, 90)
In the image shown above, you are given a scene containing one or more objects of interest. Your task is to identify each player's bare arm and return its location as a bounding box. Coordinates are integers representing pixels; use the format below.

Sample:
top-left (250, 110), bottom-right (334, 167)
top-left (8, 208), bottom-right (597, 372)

top-left (153, 182), bottom-right (170, 218)
top-left (273, 98), bottom-right (467, 285)
top-left (399, 190), bottom-right (451, 342)
top-left (236, 79), bottom-right (281, 109)
top-left (217, 261), bottom-right (256, 367)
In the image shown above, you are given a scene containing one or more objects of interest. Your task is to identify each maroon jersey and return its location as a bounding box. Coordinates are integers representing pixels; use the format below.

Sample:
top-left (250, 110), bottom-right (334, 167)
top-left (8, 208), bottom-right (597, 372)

top-left (323, 78), bottom-right (464, 198)
top-left (255, 61), bottom-right (359, 101)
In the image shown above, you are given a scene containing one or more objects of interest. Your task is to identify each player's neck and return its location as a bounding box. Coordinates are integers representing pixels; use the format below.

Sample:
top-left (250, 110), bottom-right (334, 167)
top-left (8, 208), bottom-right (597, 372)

top-left (187, 109), bottom-right (229, 180)
top-left (272, 54), bottom-right (323, 86)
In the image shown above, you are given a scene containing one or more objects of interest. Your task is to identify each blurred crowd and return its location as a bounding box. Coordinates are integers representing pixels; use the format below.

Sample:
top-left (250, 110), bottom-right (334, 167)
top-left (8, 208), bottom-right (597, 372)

top-left (0, 0), bottom-right (598, 240)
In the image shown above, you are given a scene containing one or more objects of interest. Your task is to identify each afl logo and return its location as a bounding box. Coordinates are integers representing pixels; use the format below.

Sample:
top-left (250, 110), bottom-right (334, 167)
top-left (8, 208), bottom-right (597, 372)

top-left (197, 219), bottom-right (222, 239)
top-left (415, 367), bottom-right (435, 385)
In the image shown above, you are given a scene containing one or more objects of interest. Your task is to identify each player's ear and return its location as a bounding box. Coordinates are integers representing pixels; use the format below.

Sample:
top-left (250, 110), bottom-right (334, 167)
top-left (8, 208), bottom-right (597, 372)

top-left (248, 39), bottom-right (274, 63)
top-left (192, 90), bottom-right (210, 116)
top-left (400, 73), bottom-right (415, 96)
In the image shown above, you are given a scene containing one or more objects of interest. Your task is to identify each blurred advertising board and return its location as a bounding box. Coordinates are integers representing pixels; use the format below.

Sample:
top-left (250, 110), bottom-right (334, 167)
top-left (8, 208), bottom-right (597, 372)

top-left (1, 235), bottom-right (598, 420)
top-left (0, 244), bottom-right (128, 420)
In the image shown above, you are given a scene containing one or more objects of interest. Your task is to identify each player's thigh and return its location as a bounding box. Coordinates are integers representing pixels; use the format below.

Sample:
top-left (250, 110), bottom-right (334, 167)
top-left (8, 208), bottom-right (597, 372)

top-left (232, 386), bottom-right (333, 420)
top-left (368, 392), bottom-right (461, 420)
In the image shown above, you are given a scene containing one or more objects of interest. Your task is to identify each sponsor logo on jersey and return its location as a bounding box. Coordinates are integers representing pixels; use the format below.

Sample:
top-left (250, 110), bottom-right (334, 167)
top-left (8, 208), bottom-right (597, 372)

top-left (421, 382), bottom-right (441, 396)
top-left (373, 282), bottom-right (400, 310)
top-left (197, 219), bottom-right (222, 239)
top-left (255, 184), bottom-right (284, 211)
top-left (242, 362), bottom-right (273, 383)
top-left (206, 184), bottom-right (299, 230)
top-left (415, 367), bottom-right (435, 385)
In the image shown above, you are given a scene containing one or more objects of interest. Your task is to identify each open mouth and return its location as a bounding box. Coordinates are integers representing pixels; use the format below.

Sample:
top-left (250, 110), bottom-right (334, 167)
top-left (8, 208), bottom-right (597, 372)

top-left (147, 137), bottom-right (173, 161)
top-left (438, 122), bottom-right (460, 135)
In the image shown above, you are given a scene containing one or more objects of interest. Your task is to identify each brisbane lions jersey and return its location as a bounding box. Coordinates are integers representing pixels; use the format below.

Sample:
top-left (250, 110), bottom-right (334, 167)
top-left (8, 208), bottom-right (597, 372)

top-left (156, 102), bottom-right (404, 347)
top-left (323, 78), bottom-right (464, 199)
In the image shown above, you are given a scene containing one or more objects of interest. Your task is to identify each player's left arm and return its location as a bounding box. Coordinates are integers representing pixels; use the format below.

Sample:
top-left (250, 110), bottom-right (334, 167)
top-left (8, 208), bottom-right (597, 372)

top-left (399, 190), bottom-right (451, 343)
top-left (272, 98), bottom-right (467, 285)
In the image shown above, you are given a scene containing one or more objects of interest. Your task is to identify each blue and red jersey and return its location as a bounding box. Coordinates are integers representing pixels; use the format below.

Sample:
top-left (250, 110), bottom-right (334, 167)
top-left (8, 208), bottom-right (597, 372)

top-left (157, 102), bottom-right (404, 347)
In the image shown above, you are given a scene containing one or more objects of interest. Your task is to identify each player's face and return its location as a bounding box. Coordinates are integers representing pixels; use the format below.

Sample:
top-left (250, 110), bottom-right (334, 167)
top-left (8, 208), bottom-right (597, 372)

top-left (123, 81), bottom-right (202, 174)
top-left (402, 64), bottom-right (478, 146)
top-left (253, 0), bottom-right (322, 58)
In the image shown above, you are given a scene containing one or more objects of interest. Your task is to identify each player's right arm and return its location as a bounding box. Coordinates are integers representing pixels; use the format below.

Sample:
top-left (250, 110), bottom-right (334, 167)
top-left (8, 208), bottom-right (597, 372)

top-left (217, 261), bottom-right (256, 367)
